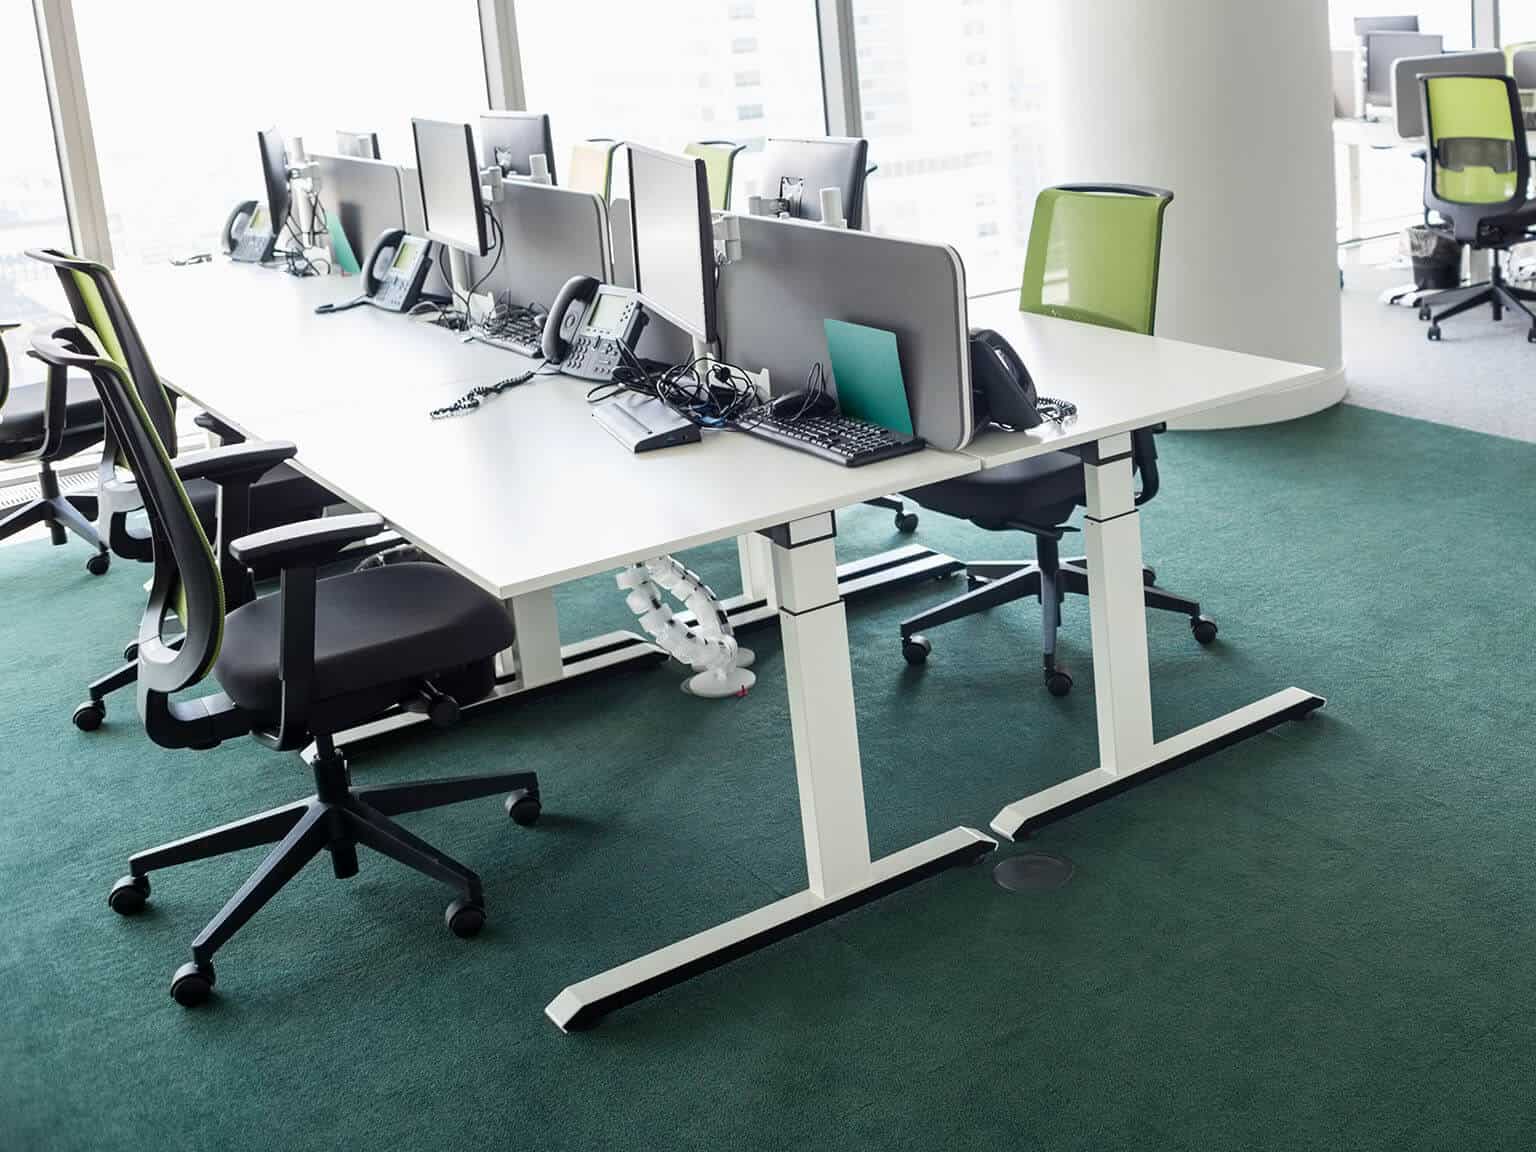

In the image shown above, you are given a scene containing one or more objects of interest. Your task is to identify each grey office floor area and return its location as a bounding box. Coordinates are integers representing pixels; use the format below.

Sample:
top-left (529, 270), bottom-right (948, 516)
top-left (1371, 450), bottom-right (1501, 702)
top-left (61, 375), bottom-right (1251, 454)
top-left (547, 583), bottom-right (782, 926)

top-left (1341, 245), bottom-right (1536, 441)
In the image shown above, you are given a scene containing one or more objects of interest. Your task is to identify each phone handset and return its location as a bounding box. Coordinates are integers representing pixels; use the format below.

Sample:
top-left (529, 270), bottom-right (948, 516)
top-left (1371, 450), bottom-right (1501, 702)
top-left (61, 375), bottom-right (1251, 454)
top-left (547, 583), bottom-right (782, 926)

top-left (224, 199), bottom-right (274, 263)
top-left (541, 276), bottom-right (648, 381)
top-left (315, 228), bottom-right (436, 315)
top-left (967, 327), bottom-right (1076, 430)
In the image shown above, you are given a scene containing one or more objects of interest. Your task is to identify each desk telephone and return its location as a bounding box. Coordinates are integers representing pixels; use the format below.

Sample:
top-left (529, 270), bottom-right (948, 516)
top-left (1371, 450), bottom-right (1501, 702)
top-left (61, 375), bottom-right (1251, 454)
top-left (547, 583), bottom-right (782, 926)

top-left (968, 328), bottom-right (1076, 429)
top-left (314, 228), bottom-right (439, 316)
top-left (223, 200), bottom-right (276, 263)
top-left (541, 275), bottom-right (648, 381)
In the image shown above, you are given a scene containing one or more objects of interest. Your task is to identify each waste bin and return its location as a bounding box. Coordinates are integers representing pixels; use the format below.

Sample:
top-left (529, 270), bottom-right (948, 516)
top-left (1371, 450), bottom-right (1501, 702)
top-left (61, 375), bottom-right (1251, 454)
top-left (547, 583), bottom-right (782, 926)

top-left (1403, 225), bottom-right (1461, 291)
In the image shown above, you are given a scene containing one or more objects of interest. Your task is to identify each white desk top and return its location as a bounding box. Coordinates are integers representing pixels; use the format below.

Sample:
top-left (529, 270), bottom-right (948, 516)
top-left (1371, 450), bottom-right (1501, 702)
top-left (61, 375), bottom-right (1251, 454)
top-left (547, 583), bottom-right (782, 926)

top-left (116, 262), bottom-right (980, 599)
top-left (959, 294), bottom-right (1327, 468)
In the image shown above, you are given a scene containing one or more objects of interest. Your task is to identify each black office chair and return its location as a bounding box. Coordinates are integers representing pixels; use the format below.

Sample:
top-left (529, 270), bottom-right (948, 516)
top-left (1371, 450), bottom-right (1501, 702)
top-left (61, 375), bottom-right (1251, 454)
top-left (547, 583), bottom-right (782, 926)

top-left (898, 185), bottom-right (1215, 696)
top-left (1416, 74), bottom-right (1536, 341)
top-left (31, 322), bottom-right (541, 1007)
top-left (0, 321), bottom-right (110, 570)
top-left (29, 249), bottom-right (337, 730)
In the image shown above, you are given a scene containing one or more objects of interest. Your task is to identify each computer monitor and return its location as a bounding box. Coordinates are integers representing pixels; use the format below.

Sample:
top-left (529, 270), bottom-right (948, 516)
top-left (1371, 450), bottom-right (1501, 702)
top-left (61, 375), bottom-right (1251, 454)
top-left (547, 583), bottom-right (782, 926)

top-left (1354, 15), bottom-right (1419, 34)
top-left (1365, 32), bottom-right (1443, 106)
top-left (479, 112), bottom-right (556, 182)
top-left (256, 127), bottom-right (291, 237)
top-left (410, 118), bottom-right (488, 257)
top-left (626, 144), bottom-right (717, 345)
top-left (335, 130), bottom-right (381, 160)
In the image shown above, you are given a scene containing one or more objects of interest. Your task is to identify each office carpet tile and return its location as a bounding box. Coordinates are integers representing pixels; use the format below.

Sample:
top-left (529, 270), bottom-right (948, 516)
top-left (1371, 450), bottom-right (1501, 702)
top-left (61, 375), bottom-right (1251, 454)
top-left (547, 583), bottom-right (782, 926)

top-left (3, 402), bottom-right (1535, 1151)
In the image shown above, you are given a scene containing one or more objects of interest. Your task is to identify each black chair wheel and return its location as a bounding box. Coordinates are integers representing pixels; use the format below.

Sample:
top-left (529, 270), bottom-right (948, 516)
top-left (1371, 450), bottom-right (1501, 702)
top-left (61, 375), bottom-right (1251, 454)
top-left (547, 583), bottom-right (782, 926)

top-left (123, 641), bottom-right (139, 662)
top-left (1045, 668), bottom-right (1074, 697)
top-left (170, 960), bottom-right (215, 1007)
top-left (1418, 305), bottom-right (1432, 321)
top-left (1191, 615), bottom-right (1219, 645)
top-left (1426, 325), bottom-right (1442, 341)
top-left (85, 551), bottom-right (110, 576)
top-left (1528, 328), bottom-right (1536, 344)
top-left (108, 874), bottom-right (150, 915)
top-left (902, 635), bottom-right (932, 665)
top-left (1142, 566), bottom-right (1157, 587)
top-left (894, 510), bottom-right (919, 534)
top-left (505, 790), bottom-right (541, 826)
top-left (72, 700), bottom-right (105, 732)
top-left (446, 898), bottom-right (485, 939)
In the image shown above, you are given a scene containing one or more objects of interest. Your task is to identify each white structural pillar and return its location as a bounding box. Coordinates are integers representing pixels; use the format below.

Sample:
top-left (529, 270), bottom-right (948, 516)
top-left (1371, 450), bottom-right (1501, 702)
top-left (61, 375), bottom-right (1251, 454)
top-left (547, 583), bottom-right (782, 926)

top-left (1042, 0), bottom-right (1345, 428)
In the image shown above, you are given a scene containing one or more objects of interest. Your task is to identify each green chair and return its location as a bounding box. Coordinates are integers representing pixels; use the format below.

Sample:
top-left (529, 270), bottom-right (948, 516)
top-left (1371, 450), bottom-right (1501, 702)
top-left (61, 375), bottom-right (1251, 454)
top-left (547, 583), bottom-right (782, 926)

top-left (684, 140), bottom-right (746, 212)
top-left (897, 184), bottom-right (1216, 696)
top-left (0, 321), bottom-right (110, 569)
top-left (1417, 74), bottom-right (1536, 341)
top-left (29, 321), bottom-right (541, 1007)
top-left (567, 138), bottom-right (620, 201)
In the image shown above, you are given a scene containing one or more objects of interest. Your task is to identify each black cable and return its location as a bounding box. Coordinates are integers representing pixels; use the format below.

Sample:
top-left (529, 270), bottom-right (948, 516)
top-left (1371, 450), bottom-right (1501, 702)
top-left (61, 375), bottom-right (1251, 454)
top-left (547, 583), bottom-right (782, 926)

top-left (429, 366), bottom-right (537, 418)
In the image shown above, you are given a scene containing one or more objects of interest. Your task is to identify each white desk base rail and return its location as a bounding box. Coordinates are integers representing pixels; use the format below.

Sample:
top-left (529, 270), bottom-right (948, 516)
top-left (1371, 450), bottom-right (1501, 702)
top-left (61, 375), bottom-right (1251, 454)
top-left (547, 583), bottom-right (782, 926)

top-left (547, 513), bottom-right (994, 1031)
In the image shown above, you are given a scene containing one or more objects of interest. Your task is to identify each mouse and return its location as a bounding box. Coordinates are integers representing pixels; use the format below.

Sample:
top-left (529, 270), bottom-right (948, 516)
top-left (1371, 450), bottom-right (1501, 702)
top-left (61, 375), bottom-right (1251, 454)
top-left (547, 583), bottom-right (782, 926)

top-left (770, 388), bottom-right (839, 420)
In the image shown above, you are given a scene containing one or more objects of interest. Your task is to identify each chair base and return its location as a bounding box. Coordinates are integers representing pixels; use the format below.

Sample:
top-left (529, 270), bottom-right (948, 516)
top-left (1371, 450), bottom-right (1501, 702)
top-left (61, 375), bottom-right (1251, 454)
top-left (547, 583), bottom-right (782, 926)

top-left (108, 737), bottom-right (540, 1005)
top-left (899, 550), bottom-right (1213, 694)
top-left (1422, 261), bottom-right (1536, 341)
top-left (0, 483), bottom-right (108, 572)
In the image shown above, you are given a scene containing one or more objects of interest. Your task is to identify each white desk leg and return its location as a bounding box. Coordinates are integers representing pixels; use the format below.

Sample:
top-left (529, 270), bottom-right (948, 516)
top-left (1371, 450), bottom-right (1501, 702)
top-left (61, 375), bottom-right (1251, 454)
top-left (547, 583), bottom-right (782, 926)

top-left (496, 588), bottom-right (564, 690)
top-left (1347, 141), bottom-right (1363, 242)
top-left (990, 434), bottom-right (1324, 842)
top-left (736, 533), bottom-right (777, 607)
top-left (546, 512), bottom-right (993, 1031)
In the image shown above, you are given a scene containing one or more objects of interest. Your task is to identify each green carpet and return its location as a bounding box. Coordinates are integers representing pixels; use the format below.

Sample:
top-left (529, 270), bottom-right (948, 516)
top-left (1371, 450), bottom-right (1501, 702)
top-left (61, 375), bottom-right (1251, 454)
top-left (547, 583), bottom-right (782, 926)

top-left (4, 402), bottom-right (1535, 1151)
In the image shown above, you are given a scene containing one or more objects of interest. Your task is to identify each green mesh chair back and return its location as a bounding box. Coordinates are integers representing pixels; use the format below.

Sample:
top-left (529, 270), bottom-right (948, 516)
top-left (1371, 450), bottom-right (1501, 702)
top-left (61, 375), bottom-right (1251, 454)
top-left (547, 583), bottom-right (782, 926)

top-left (684, 140), bottom-right (746, 212)
top-left (28, 248), bottom-right (180, 454)
top-left (1019, 184), bottom-right (1174, 335)
top-left (29, 324), bottom-right (223, 694)
top-left (1421, 74), bottom-right (1528, 209)
top-left (567, 139), bottom-right (618, 200)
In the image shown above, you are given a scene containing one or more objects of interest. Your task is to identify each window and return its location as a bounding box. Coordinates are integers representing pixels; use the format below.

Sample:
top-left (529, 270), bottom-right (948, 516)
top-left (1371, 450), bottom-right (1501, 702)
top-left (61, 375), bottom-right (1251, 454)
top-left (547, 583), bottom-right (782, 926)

top-left (854, 0), bottom-right (1050, 294)
top-left (1501, 0), bottom-right (1536, 45)
top-left (519, 0), bottom-right (825, 176)
top-left (0, 4), bottom-right (71, 321)
top-left (72, 0), bottom-right (487, 268)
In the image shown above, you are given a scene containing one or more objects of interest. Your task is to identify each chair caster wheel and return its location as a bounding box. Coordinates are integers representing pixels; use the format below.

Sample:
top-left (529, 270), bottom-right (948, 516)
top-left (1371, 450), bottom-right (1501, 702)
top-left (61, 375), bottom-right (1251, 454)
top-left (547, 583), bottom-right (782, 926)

top-left (1426, 325), bottom-right (1441, 341)
top-left (1191, 615), bottom-right (1218, 644)
top-left (1418, 305), bottom-right (1432, 322)
top-left (1142, 566), bottom-right (1157, 586)
top-left (505, 789), bottom-right (541, 826)
top-left (894, 511), bottom-right (919, 534)
top-left (170, 960), bottom-right (215, 1007)
top-left (85, 551), bottom-right (110, 576)
top-left (1044, 669), bottom-right (1073, 697)
top-left (73, 700), bottom-right (105, 731)
top-left (902, 635), bottom-right (931, 665)
top-left (108, 874), bottom-right (150, 915)
top-left (446, 898), bottom-right (485, 938)
top-left (1528, 328), bottom-right (1536, 344)
top-left (123, 642), bottom-right (138, 662)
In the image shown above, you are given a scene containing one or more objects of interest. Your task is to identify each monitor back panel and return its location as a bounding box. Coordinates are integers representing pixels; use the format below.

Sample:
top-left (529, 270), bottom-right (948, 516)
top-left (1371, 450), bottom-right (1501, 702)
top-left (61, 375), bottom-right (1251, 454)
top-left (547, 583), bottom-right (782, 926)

top-left (717, 215), bottom-right (973, 451)
top-left (465, 181), bottom-right (611, 310)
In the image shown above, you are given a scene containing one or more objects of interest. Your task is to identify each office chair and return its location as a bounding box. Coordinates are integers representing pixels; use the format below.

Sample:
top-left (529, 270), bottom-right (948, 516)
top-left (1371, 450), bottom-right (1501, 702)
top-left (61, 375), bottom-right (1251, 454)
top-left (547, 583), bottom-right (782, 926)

top-left (31, 322), bottom-right (541, 1007)
top-left (898, 185), bottom-right (1215, 696)
top-left (29, 249), bottom-right (335, 730)
top-left (567, 139), bottom-right (620, 200)
top-left (0, 321), bottom-right (110, 570)
top-left (684, 140), bottom-right (747, 211)
top-left (1416, 74), bottom-right (1536, 341)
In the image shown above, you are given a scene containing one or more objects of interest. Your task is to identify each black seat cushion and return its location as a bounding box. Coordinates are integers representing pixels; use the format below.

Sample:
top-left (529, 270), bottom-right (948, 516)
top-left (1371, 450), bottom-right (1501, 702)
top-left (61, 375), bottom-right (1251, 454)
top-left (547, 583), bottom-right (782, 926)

top-left (907, 450), bottom-right (1085, 529)
top-left (0, 377), bottom-right (103, 455)
top-left (214, 562), bottom-right (516, 717)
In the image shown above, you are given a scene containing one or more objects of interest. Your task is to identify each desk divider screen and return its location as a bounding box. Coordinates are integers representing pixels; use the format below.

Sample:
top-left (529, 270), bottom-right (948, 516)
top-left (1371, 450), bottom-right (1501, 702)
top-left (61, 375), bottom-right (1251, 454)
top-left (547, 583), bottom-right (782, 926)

top-left (715, 215), bottom-right (974, 451)
top-left (464, 182), bottom-right (611, 311)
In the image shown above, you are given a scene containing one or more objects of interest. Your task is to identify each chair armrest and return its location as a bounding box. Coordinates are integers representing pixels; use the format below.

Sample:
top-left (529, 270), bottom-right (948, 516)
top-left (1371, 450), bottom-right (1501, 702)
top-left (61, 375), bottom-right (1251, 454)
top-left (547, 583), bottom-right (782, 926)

top-left (193, 411), bottom-right (246, 443)
top-left (172, 441), bottom-right (296, 485)
top-left (229, 512), bottom-right (384, 568)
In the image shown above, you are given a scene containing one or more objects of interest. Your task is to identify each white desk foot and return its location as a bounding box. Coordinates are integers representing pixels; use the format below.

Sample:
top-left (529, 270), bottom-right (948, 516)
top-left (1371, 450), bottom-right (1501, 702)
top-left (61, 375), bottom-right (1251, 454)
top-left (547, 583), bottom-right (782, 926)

top-left (545, 825), bottom-right (993, 1032)
top-left (990, 687), bottom-right (1325, 841)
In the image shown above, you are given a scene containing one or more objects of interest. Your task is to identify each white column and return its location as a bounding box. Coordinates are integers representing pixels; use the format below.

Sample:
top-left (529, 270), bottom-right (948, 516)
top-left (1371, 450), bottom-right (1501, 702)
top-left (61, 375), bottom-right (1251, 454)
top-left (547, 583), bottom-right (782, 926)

top-left (1042, 0), bottom-right (1345, 428)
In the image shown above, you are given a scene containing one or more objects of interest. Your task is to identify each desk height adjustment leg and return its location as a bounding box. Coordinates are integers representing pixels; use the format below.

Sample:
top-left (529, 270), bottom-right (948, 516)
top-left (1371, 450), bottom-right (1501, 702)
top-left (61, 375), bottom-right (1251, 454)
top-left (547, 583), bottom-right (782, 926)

top-left (545, 511), bottom-right (993, 1032)
top-left (497, 588), bottom-right (564, 691)
top-left (990, 433), bottom-right (1325, 841)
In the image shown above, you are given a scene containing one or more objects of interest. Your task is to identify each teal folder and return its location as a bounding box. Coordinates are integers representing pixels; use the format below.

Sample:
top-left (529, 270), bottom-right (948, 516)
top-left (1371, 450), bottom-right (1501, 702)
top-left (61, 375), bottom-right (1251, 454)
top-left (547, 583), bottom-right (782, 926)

top-left (327, 214), bottom-right (362, 276)
top-left (823, 318), bottom-right (914, 435)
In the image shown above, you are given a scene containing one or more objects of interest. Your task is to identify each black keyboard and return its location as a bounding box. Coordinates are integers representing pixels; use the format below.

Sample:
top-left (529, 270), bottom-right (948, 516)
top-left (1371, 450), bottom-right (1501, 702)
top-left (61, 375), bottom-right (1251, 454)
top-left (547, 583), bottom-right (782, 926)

top-left (741, 413), bottom-right (924, 467)
top-left (472, 310), bottom-right (544, 357)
